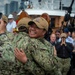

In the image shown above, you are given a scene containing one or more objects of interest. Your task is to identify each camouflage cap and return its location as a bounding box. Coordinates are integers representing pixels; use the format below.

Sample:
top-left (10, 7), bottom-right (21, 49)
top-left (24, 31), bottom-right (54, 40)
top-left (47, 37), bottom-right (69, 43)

top-left (28, 17), bottom-right (48, 31)
top-left (60, 33), bottom-right (67, 38)
top-left (2, 15), bottom-right (8, 23)
top-left (17, 17), bottom-right (32, 29)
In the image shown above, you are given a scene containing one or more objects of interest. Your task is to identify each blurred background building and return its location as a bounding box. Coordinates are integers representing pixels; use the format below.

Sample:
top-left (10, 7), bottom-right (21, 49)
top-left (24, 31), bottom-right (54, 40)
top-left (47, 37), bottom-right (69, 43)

top-left (4, 0), bottom-right (75, 16)
top-left (4, 0), bottom-right (75, 30)
top-left (10, 1), bottom-right (18, 13)
top-left (5, 1), bottom-right (19, 16)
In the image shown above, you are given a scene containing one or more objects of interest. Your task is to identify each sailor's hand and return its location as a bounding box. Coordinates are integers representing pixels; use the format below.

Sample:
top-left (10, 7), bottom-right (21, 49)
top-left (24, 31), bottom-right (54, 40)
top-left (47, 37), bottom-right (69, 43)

top-left (15, 48), bottom-right (27, 63)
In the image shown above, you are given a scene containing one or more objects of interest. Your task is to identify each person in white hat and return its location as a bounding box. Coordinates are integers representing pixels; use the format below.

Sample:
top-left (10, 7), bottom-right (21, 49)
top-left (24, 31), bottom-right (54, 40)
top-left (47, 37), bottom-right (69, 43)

top-left (6, 14), bottom-right (16, 32)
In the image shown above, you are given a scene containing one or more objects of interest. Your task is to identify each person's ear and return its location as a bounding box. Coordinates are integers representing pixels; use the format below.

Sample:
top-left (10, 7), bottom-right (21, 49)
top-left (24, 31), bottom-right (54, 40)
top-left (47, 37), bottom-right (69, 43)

top-left (5, 22), bottom-right (7, 26)
top-left (42, 30), bottom-right (46, 36)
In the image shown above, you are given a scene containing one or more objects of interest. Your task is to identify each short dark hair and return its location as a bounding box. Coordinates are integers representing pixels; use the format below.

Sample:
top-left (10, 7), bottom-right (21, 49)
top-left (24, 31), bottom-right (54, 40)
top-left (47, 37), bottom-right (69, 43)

top-left (55, 30), bottom-right (61, 33)
top-left (18, 26), bottom-right (28, 33)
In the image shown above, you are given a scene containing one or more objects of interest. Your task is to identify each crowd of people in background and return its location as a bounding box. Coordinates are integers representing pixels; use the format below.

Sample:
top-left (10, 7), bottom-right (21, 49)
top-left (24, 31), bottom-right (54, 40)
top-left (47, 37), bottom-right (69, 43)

top-left (0, 11), bottom-right (75, 75)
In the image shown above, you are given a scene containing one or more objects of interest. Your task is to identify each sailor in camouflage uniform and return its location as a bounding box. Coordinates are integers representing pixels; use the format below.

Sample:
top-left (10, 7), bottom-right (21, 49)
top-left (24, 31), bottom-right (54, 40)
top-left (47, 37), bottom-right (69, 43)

top-left (0, 14), bottom-right (16, 75)
top-left (0, 14), bottom-right (26, 75)
top-left (13, 17), bottom-right (32, 62)
top-left (15, 17), bottom-right (60, 75)
top-left (28, 17), bottom-right (55, 75)
top-left (13, 17), bottom-right (33, 75)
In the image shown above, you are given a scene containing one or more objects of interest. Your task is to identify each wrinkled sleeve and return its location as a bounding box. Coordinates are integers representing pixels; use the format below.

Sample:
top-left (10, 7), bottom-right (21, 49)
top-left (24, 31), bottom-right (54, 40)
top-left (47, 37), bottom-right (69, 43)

top-left (2, 41), bottom-right (15, 62)
top-left (31, 47), bottom-right (54, 72)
